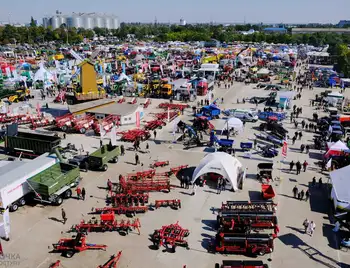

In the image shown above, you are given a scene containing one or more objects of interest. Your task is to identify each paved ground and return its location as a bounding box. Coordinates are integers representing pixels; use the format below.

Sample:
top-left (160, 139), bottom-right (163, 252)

top-left (1, 62), bottom-right (350, 268)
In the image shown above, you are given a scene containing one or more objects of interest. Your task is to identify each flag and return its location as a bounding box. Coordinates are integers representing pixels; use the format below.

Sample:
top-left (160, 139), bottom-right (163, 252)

top-left (110, 126), bottom-right (117, 146)
top-left (281, 141), bottom-right (288, 158)
top-left (167, 107), bottom-right (170, 122)
top-left (326, 158), bottom-right (332, 169)
top-left (122, 63), bottom-right (126, 74)
top-left (136, 111), bottom-right (140, 128)
top-left (3, 209), bottom-right (10, 236)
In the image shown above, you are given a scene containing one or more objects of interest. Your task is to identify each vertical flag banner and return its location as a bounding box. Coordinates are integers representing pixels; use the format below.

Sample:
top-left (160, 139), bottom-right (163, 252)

top-left (167, 107), bottom-right (170, 122)
top-left (282, 141), bottom-right (288, 158)
top-left (36, 102), bottom-right (41, 117)
top-left (100, 124), bottom-right (106, 139)
top-left (122, 63), bottom-right (126, 74)
top-left (136, 111), bottom-right (140, 128)
top-left (110, 126), bottom-right (117, 146)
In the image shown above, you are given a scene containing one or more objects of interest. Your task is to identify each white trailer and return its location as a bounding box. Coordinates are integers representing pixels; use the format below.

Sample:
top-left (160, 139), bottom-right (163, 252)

top-left (0, 153), bottom-right (59, 212)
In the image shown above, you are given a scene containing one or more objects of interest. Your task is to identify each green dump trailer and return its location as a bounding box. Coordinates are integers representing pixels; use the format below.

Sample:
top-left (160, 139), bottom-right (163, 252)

top-left (5, 131), bottom-right (61, 156)
top-left (27, 162), bottom-right (80, 205)
top-left (88, 144), bottom-right (120, 171)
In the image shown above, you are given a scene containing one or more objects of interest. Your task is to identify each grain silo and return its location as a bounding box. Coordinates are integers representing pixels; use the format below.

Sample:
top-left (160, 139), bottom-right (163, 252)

top-left (51, 16), bottom-right (60, 29)
top-left (94, 16), bottom-right (103, 28)
top-left (84, 15), bottom-right (93, 29)
top-left (104, 17), bottom-right (112, 29)
top-left (72, 15), bottom-right (83, 28)
top-left (58, 16), bottom-right (67, 27)
top-left (112, 17), bottom-right (119, 29)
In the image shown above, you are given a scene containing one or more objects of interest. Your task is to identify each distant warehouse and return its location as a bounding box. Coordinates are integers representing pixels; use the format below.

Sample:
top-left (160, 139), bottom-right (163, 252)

top-left (292, 28), bottom-right (350, 35)
top-left (43, 10), bottom-right (119, 30)
top-left (263, 28), bottom-right (287, 34)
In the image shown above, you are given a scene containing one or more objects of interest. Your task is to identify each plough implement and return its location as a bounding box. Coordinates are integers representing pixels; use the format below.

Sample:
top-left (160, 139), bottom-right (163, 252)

top-left (154, 199), bottom-right (181, 209)
top-left (119, 176), bottom-right (171, 193)
top-left (97, 251), bottom-right (122, 268)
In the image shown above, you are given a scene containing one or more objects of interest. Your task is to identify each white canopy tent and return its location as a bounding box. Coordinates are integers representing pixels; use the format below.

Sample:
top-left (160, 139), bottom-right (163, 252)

top-left (33, 63), bottom-right (54, 82)
top-left (116, 73), bottom-right (132, 83)
top-left (222, 117), bottom-right (244, 133)
top-left (325, 140), bottom-right (349, 158)
top-left (191, 152), bottom-right (244, 191)
top-left (330, 165), bottom-right (350, 211)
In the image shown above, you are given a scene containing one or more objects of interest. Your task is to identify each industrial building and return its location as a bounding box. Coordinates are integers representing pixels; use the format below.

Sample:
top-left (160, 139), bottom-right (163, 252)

top-left (292, 28), bottom-right (350, 35)
top-left (43, 11), bottom-right (119, 30)
top-left (263, 27), bottom-right (287, 34)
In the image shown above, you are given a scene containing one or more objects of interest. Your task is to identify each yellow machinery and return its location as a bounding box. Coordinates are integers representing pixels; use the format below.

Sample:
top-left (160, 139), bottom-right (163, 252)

top-left (65, 60), bottom-right (106, 105)
top-left (8, 89), bottom-right (30, 103)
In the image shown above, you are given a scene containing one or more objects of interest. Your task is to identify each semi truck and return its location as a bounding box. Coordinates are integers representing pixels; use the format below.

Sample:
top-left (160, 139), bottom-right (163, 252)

top-left (5, 127), bottom-right (61, 156)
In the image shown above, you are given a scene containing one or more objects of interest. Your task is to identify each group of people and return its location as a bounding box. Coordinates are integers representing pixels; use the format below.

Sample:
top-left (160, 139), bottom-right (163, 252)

top-left (293, 185), bottom-right (310, 201)
top-left (289, 160), bottom-right (308, 174)
top-left (303, 219), bottom-right (316, 236)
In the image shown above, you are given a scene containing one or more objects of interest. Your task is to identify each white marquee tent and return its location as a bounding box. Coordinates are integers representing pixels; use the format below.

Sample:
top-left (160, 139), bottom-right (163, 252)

top-left (33, 63), bottom-right (54, 82)
top-left (222, 117), bottom-right (244, 132)
top-left (330, 165), bottom-right (350, 211)
top-left (191, 152), bottom-right (244, 191)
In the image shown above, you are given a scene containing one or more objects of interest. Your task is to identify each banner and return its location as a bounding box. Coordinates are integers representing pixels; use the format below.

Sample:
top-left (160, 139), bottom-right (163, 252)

top-left (99, 124), bottom-right (106, 139)
top-left (167, 107), bottom-right (170, 122)
top-left (3, 209), bottom-right (10, 236)
top-left (281, 141), bottom-right (288, 158)
top-left (36, 102), bottom-right (41, 117)
top-left (110, 126), bottom-right (117, 146)
top-left (136, 111), bottom-right (140, 128)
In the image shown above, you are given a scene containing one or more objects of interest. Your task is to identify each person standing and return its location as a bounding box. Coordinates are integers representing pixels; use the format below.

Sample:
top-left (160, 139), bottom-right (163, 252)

top-left (319, 178), bottom-right (323, 188)
top-left (135, 153), bottom-right (139, 165)
top-left (307, 221), bottom-right (316, 236)
top-left (300, 189), bottom-right (305, 200)
top-left (153, 130), bottom-right (157, 140)
top-left (290, 161), bottom-right (295, 172)
top-left (180, 176), bottom-right (185, 188)
top-left (61, 208), bottom-right (67, 224)
top-left (312, 177), bottom-right (316, 187)
top-left (254, 139), bottom-right (257, 149)
top-left (192, 183), bottom-right (197, 196)
top-left (303, 160), bottom-right (308, 172)
top-left (76, 187), bottom-right (81, 200)
top-left (303, 219), bottom-right (310, 233)
top-left (296, 161), bottom-right (301, 175)
top-left (81, 187), bottom-right (86, 201)
top-left (120, 145), bottom-right (125, 156)
top-left (293, 185), bottom-right (298, 198)
top-left (222, 179), bottom-right (226, 192)
top-left (305, 189), bottom-right (310, 201)
top-left (217, 179), bottom-right (222, 194)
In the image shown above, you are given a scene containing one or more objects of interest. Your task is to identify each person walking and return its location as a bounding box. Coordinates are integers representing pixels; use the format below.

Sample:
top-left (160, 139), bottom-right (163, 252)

top-left (192, 183), bottom-right (197, 196)
top-left (290, 161), bottom-right (295, 172)
top-left (76, 187), bottom-right (82, 200)
top-left (305, 145), bottom-right (310, 153)
top-left (299, 131), bottom-right (303, 140)
top-left (120, 145), bottom-right (125, 156)
top-left (84, 161), bottom-right (89, 172)
top-left (305, 189), bottom-right (310, 201)
top-left (216, 179), bottom-right (222, 194)
top-left (221, 179), bottom-right (226, 192)
top-left (135, 153), bottom-right (139, 165)
top-left (254, 139), bottom-right (257, 149)
top-left (303, 219), bottom-right (310, 233)
top-left (61, 208), bottom-right (67, 224)
top-left (300, 189), bottom-right (305, 200)
top-left (307, 221), bottom-right (316, 236)
top-left (180, 176), bottom-right (185, 188)
top-left (153, 130), bottom-right (157, 140)
top-left (296, 161), bottom-right (302, 175)
top-left (81, 187), bottom-right (86, 201)
top-left (303, 160), bottom-right (308, 172)
top-left (300, 144), bottom-right (305, 153)
top-left (293, 185), bottom-right (298, 198)
top-left (292, 136), bottom-right (297, 145)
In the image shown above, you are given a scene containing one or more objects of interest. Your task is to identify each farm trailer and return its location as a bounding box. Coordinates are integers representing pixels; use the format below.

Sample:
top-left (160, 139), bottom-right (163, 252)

top-left (0, 153), bottom-right (59, 212)
top-left (5, 129), bottom-right (61, 157)
top-left (27, 162), bottom-right (81, 206)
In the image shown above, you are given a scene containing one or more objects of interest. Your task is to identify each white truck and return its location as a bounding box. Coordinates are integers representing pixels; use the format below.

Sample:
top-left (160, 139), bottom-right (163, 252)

top-left (0, 153), bottom-right (59, 212)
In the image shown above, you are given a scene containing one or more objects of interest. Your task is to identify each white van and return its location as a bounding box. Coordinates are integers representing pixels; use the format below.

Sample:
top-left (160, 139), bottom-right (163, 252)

top-left (231, 109), bottom-right (258, 122)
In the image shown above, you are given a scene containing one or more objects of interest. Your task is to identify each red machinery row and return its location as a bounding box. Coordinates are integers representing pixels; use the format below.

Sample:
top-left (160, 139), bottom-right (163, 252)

top-left (158, 103), bottom-right (189, 110)
top-left (72, 211), bottom-right (141, 234)
top-left (153, 111), bottom-right (178, 121)
top-left (150, 222), bottom-right (190, 252)
top-left (208, 201), bottom-right (278, 256)
top-left (125, 164), bottom-right (188, 181)
top-left (144, 119), bottom-right (166, 130)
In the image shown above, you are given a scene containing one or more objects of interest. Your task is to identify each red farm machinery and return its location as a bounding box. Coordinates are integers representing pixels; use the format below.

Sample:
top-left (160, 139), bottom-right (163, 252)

top-left (93, 115), bottom-right (120, 135)
top-left (215, 260), bottom-right (269, 268)
top-left (71, 211), bottom-right (141, 235)
top-left (97, 251), bottom-right (122, 268)
top-left (51, 232), bottom-right (107, 258)
top-left (117, 129), bottom-right (151, 142)
top-left (151, 222), bottom-right (190, 252)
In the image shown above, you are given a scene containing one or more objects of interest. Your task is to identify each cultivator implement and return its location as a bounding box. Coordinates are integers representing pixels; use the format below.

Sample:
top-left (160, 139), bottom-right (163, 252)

top-left (55, 113), bottom-right (74, 131)
top-left (109, 193), bottom-right (149, 206)
top-left (72, 211), bottom-right (141, 234)
top-left (119, 176), bottom-right (171, 193)
top-left (143, 98), bottom-right (151, 108)
top-left (153, 111), bottom-right (178, 121)
top-left (127, 169), bottom-right (156, 180)
top-left (49, 260), bottom-right (61, 268)
top-left (31, 118), bottom-right (54, 129)
top-left (93, 115), bottom-right (120, 135)
top-left (95, 206), bottom-right (148, 216)
top-left (117, 129), bottom-right (151, 142)
top-left (151, 222), bottom-right (190, 251)
top-left (144, 120), bottom-right (166, 130)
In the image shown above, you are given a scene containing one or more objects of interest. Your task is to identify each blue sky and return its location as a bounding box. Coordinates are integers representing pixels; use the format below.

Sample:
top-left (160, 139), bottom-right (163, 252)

top-left (1, 0), bottom-right (349, 24)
